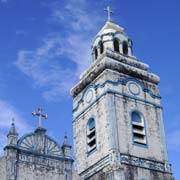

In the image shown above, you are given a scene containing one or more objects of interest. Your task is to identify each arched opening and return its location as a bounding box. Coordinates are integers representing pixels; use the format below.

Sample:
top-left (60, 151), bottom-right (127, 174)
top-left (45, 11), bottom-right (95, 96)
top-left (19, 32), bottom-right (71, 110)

top-left (131, 111), bottom-right (147, 146)
top-left (113, 38), bottom-right (120, 52)
top-left (94, 48), bottom-right (98, 60)
top-left (87, 118), bottom-right (96, 153)
top-left (123, 41), bottom-right (128, 55)
top-left (99, 41), bottom-right (104, 54)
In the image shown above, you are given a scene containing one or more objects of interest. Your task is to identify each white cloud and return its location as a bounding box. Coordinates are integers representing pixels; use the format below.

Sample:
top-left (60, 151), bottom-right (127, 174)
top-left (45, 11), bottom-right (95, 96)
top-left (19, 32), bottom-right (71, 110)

top-left (0, 100), bottom-right (31, 155)
top-left (50, 0), bottom-right (102, 32)
top-left (15, 34), bottom-right (84, 101)
top-left (15, 0), bottom-right (104, 101)
top-left (0, 100), bottom-right (30, 131)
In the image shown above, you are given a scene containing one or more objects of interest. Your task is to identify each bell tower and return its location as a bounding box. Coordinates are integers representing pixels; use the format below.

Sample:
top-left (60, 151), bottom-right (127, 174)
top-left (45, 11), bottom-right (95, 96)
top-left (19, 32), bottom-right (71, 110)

top-left (71, 8), bottom-right (174, 180)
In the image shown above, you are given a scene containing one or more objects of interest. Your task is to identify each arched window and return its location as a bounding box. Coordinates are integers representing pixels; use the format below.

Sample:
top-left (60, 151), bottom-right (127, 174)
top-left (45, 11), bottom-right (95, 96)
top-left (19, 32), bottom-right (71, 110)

top-left (99, 41), bottom-right (104, 54)
top-left (94, 48), bottom-right (98, 60)
top-left (123, 41), bottom-right (128, 55)
top-left (113, 38), bottom-right (120, 52)
top-left (87, 118), bottom-right (96, 153)
top-left (131, 111), bottom-right (147, 146)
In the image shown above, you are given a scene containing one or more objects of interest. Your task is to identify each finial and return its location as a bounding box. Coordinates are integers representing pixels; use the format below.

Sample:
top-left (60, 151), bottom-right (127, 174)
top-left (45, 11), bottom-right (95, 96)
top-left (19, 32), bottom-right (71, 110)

top-left (63, 131), bottom-right (71, 147)
top-left (64, 131), bottom-right (67, 139)
top-left (104, 6), bottom-right (113, 22)
top-left (8, 117), bottom-right (18, 136)
top-left (32, 107), bottom-right (48, 128)
top-left (64, 131), bottom-right (68, 145)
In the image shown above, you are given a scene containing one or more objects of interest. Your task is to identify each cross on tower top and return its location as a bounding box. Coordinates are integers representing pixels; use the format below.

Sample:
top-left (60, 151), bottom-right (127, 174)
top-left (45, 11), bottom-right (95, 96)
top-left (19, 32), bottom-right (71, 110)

top-left (104, 6), bottom-right (113, 22)
top-left (32, 107), bottom-right (48, 128)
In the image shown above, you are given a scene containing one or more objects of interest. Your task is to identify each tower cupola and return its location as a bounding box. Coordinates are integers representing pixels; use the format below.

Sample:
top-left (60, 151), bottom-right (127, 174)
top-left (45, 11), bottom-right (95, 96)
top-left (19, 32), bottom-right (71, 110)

top-left (92, 20), bottom-right (133, 62)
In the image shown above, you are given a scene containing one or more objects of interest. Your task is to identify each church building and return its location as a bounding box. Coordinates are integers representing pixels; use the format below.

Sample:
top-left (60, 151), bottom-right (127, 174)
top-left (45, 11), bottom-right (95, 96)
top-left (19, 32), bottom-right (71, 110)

top-left (0, 108), bottom-right (73, 180)
top-left (0, 6), bottom-right (174, 180)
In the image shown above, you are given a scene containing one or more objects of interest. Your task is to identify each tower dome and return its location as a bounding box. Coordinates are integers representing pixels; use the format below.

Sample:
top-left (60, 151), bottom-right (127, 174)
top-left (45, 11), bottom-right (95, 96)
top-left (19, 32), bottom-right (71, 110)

top-left (92, 20), bottom-right (133, 61)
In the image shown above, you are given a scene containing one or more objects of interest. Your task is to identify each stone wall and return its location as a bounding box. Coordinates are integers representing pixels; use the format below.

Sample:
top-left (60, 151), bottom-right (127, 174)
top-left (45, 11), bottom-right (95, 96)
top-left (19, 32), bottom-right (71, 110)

top-left (0, 149), bottom-right (73, 180)
top-left (16, 152), bottom-right (72, 180)
top-left (17, 162), bottom-right (64, 180)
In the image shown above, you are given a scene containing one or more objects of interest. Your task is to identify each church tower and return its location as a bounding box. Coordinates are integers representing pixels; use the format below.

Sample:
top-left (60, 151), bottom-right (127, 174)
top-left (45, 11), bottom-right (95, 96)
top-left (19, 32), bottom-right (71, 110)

top-left (71, 7), bottom-right (174, 180)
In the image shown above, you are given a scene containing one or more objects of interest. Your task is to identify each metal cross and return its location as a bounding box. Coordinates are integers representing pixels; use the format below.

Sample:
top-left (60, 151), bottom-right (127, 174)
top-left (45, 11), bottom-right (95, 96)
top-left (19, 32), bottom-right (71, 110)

top-left (104, 6), bottom-right (113, 21)
top-left (32, 107), bottom-right (48, 128)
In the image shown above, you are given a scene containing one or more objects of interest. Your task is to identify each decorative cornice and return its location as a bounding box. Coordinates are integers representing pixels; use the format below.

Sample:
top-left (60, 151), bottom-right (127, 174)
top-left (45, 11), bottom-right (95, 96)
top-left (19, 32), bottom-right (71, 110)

top-left (106, 49), bottom-right (148, 70)
top-left (120, 153), bottom-right (172, 174)
top-left (78, 152), bottom-right (172, 179)
top-left (4, 146), bottom-right (74, 162)
top-left (71, 52), bottom-right (159, 97)
top-left (18, 149), bottom-right (74, 163)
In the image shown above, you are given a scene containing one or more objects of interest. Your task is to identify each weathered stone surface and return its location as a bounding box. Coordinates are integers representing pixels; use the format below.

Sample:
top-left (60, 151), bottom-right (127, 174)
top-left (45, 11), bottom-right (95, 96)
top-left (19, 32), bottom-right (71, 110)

top-left (72, 20), bottom-right (174, 180)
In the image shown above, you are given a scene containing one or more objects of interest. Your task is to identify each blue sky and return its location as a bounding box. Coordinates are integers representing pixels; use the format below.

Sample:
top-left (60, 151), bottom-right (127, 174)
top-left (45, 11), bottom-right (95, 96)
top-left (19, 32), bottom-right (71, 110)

top-left (0, 0), bottom-right (179, 178)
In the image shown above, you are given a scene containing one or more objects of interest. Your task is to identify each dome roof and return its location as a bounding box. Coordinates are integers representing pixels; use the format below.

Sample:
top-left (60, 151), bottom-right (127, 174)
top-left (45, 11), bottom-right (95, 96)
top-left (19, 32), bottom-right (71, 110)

top-left (98, 21), bottom-right (125, 36)
top-left (92, 21), bottom-right (128, 45)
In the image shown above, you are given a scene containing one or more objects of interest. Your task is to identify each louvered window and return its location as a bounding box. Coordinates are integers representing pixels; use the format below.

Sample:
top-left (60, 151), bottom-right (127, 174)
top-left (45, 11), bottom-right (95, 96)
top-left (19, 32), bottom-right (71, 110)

top-left (87, 118), bottom-right (96, 153)
top-left (131, 111), bottom-right (147, 146)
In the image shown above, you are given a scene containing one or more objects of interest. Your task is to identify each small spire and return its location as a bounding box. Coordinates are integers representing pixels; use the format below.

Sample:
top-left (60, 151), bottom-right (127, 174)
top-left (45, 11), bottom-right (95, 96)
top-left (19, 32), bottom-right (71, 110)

top-left (63, 131), bottom-right (71, 147)
top-left (104, 6), bottom-right (113, 22)
top-left (62, 131), bottom-right (72, 158)
top-left (8, 118), bottom-right (18, 136)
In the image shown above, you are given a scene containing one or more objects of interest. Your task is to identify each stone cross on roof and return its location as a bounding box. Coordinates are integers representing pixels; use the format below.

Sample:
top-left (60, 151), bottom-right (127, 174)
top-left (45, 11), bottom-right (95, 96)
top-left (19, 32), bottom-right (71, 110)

top-left (104, 6), bottom-right (113, 22)
top-left (32, 107), bottom-right (48, 128)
